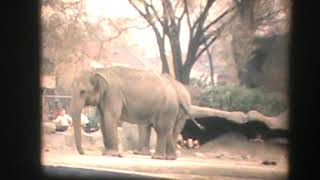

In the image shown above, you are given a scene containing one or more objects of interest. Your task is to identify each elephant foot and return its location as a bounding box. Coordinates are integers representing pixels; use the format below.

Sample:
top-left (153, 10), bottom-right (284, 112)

top-left (102, 150), bottom-right (123, 157)
top-left (133, 148), bottom-right (151, 156)
top-left (151, 154), bottom-right (167, 160)
top-left (77, 149), bottom-right (85, 155)
top-left (166, 155), bottom-right (177, 160)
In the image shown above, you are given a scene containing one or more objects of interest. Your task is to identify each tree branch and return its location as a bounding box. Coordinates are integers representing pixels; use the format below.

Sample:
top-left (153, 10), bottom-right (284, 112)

top-left (254, 7), bottom-right (288, 27)
top-left (184, 0), bottom-right (215, 70)
top-left (196, 9), bottom-right (237, 60)
top-left (125, 24), bottom-right (152, 30)
top-left (202, 6), bottom-right (235, 33)
top-left (174, 0), bottom-right (181, 9)
top-left (128, 0), bottom-right (151, 24)
top-left (128, 0), bottom-right (163, 40)
top-left (145, 1), bottom-right (165, 26)
top-left (128, 0), bottom-right (169, 73)
top-left (162, 0), bottom-right (176, 27)
top-left (183, 0), bottom-right (192, 32)
top-left (195, 35), bottom-right (217, 60)
top-left (204, 40), bottom-right (214, 86)
top-left (191, 0), bottom-right (215, 34)
top-left (177, 5), bottom-right (186, 29)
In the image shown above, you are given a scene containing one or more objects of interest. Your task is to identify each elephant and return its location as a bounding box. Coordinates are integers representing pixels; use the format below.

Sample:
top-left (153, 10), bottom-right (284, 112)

top-left (134, 74), bottom-right (249, 155)
top-left (133, 74), bottom-right (205, 155)
top-left (134, 74), bottom-right (200, 155)
top-left (70, 66), bottom-right (202, 160)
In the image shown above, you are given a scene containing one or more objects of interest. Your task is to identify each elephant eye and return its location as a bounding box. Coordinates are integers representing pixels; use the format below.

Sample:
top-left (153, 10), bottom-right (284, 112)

top-left (80, 90), bottom-right (86, 96)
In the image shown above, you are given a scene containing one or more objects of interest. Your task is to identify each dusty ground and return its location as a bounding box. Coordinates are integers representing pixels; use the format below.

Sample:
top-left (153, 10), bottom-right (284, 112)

top-left (41, 128), bottom-right (288, 179)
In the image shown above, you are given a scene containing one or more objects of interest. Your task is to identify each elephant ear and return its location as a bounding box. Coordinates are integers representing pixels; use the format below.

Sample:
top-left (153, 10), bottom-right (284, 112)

top-left (90, 73), bottom-right (108, 93)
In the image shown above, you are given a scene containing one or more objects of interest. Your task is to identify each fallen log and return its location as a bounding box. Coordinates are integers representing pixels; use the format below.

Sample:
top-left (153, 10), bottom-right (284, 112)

top-left (247, 110), bottom-right (288, 130)
top-left (189, 105), bottom-right (288, 130)
top-left (190, 105), bottom-right (248, 124)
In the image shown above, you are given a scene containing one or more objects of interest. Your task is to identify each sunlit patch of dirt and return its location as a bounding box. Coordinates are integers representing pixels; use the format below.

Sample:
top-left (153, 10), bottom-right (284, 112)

top-left (41, 129), bottom-right (288, 179)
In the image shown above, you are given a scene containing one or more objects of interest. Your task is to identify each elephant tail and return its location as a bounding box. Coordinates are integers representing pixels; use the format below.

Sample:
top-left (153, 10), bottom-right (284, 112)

top-left (180, 104), bottom-right (206, 131)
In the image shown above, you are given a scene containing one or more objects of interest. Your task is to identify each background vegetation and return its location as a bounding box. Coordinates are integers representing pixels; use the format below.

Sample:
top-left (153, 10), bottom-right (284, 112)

top-left (191, 77), bottom-right (287, 116)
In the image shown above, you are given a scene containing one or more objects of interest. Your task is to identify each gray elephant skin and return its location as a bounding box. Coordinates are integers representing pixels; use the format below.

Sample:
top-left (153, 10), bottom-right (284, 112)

top-left (134, 73), bottom-right (205, 156)
top-left (135, 74), bottom-right (248, 156)
top-left (71, 66), bottom-right (200, 160)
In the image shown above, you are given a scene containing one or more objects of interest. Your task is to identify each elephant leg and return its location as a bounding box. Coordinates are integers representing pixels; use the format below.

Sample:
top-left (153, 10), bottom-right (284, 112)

top-left (133, 124), bottom-right (151, 156)
top-left (100, 110), bottom-right (122, 157)
top-left (152, 130), bottom-right (169, 160)
top-left (172, 117), bottom-right (187, 142)
top-left (152, 114), bottom-right (176, 160)
top-left (166, 134), bottom-right (177, 160)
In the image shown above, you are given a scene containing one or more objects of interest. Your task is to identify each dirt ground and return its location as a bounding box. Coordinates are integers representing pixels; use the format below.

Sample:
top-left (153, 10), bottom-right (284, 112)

top-left (41, 129), bottom-right (288, 179)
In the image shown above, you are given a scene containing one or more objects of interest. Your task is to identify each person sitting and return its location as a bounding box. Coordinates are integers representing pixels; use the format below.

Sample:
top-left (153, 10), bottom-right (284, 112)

top-left (81, 110), bottom-right (100, 133)
top-left (50, 100), bottom-right (64, 120)
top-left (81, 109), bottom-right (100, 133)
top-left (52, 109), bottom-right (72, 132)
top-left (81, 111), bottom-right (91, 132)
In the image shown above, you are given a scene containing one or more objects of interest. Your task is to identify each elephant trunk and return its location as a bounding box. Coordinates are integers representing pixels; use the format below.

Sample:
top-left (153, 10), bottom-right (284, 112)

top-left (70, 97), bottom-right (85, 155)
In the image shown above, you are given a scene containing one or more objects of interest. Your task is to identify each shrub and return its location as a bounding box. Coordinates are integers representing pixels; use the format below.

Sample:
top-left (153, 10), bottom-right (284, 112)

top-left (190, 78), bottom-right (287, 116)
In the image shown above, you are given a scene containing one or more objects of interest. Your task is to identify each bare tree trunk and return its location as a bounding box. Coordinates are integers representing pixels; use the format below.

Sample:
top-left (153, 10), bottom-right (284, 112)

top-left (180, 66), bottom-right (192, 84)
top-left (232, 0), bottom-right (257, 85)
top-left (157, 38), bottom-right (170, 74)
top-left (168, 35), bottom-right (183, 81)
top-left (237, 0), bottom-right (255, 30)
top-left (162, 60), bottom-right (170, 74)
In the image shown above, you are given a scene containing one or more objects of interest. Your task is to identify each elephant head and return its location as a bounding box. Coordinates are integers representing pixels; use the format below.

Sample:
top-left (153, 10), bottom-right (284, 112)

top-left (70, 72), bottom-right (106, 154)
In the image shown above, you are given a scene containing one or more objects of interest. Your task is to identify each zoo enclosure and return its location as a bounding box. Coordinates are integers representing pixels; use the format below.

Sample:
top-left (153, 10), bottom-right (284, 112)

top-left (41, 94), bottom-right (97, 121)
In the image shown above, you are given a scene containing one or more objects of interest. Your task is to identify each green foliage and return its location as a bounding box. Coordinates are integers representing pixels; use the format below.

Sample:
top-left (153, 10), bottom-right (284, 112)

top-left (190, 78), bottom-right (287, 116)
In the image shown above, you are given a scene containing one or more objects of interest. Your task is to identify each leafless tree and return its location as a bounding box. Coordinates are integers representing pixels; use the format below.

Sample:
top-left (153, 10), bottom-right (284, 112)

top-left (41, 0), bottom-right (131, 93)
top-left (129, 0), bottom-right (236, 84)
top-left (41, 0), bottom-right (130, 64)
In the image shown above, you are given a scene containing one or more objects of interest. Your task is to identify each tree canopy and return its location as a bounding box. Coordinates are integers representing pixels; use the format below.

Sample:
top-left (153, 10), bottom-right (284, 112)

top-left (128, 0), bottom-right (236, 84)
top-left (41, 0), bottom-right (291, 92)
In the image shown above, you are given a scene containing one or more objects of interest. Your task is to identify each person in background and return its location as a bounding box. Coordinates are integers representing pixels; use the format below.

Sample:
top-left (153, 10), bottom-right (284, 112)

top-left (52, 109), bottom-right (72, 132)
top-left (81, 108), bottom-right (100, 133)
top-left (81, 110), bottom-right (91, 132)
top-left (50, 100), bottom-right (64, 120)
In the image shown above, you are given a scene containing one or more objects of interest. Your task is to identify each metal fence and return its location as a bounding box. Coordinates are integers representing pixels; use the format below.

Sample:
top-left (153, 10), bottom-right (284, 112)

top-left (41, 94), bottom-right (98, 121)
top-left (42, 95), bottom-right (72, 120)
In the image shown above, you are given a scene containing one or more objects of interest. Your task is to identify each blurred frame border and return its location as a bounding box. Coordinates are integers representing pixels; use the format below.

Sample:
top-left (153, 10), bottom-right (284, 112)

top-left (5, 0), bottom-right (318, 180)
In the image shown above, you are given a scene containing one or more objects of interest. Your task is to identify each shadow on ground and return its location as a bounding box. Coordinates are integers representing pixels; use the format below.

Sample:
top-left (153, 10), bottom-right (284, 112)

top-left (43, 165), bottom-right (168, 179)
top-left (182, 117), bottom-right (289, 145)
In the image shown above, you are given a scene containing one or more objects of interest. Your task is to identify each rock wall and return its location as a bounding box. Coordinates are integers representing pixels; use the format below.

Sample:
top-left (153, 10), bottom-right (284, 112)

top-left (192, 32), bottom-right (241, 86)
top-left (211, 33), bottom-right (240, 85)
